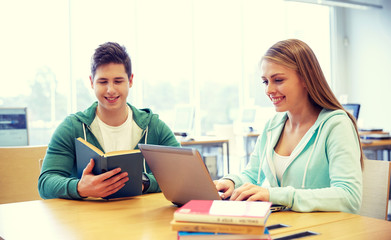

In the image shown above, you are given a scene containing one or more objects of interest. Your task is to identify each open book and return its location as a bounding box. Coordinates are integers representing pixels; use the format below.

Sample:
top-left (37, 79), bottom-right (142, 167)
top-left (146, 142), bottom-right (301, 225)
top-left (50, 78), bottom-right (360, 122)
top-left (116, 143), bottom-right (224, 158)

top-left (75, 137), bottom-right (143, 199)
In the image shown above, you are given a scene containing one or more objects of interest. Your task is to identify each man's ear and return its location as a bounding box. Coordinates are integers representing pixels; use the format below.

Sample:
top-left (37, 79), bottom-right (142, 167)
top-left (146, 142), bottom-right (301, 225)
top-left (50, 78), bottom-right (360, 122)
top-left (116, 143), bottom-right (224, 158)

top-left (89, 75), bottom-right (94, 88)
top-left (129, 73), bottom-right (134, 88)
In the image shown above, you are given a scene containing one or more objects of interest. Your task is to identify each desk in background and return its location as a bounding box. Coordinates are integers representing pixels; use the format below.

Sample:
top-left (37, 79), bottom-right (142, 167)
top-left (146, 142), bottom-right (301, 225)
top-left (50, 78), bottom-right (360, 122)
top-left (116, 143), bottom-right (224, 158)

top-left (361, 139), bottom-right (391, 161)
top-left (359, 130), bottom-right (391, 160)
top-left (181, 137), bottom-right (229, 179)
top-left (1, 193), bottom-right (391, 240)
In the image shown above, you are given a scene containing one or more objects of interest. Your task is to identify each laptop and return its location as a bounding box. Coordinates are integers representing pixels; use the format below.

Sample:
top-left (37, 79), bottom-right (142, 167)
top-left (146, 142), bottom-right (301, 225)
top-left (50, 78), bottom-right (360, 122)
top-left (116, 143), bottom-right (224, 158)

top-left (138, 144), bottom-right (286, 211)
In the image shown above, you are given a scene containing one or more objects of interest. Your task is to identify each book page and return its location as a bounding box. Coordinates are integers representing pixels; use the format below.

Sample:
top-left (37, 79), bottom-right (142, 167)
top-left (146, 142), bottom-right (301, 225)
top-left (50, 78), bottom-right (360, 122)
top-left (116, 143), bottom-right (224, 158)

top-left (104, 149), bottom-right (140, 157)
top-left (77, 137), bottom-right (103, 155)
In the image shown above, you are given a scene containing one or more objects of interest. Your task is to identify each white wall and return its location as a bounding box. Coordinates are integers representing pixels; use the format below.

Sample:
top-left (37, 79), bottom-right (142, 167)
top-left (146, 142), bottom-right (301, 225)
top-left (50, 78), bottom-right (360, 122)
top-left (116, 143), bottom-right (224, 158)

top-left (339, 0), bottom-right (391, 131)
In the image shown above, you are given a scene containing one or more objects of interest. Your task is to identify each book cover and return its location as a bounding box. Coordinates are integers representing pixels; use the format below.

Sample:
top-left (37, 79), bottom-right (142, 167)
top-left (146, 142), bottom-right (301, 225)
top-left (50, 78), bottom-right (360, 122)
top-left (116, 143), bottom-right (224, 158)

top-left (171, 220), bottom-right (265, 235)
top-left (177, 228), bottom-right (271, 240)
top-left (75, 137), bottom-right (143, 199)
top-left (174, 200), bottom-right (272, 226)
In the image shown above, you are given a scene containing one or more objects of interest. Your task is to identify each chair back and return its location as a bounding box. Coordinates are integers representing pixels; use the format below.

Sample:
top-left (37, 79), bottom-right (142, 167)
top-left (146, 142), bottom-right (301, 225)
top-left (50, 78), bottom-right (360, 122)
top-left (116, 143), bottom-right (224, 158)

top-left (0, 145), bottom-right (47, 204)
top-left (360, 159), bottom-right (391, 220)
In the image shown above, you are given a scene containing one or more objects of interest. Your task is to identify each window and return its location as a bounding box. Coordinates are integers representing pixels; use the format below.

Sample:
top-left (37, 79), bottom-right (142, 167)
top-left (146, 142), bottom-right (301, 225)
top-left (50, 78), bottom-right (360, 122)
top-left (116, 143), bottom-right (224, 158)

top-left (0, 0), bottom-right (330, 145)
top-left (245, 1), bottom-right (331, 109)
top-left (70, 0), bottom-right (139, 112)
top-left (0, 0), bottom-right (69, 145)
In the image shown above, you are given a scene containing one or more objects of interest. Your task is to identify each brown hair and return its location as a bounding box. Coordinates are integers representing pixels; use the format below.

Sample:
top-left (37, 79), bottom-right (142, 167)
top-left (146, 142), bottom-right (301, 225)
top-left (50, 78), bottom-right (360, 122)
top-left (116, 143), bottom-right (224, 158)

top-left (91, 42), bottom-right (132, 79)
top-left (262, 39), bottom-right (363, 167)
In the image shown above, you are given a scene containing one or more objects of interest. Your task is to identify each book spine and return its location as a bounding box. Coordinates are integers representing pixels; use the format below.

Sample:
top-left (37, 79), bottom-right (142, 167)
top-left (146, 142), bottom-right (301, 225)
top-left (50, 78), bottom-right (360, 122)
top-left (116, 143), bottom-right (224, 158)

top-left (174, 213), bottom-right (266, 226)
top-left (172, 223), bottom-right (265, 235)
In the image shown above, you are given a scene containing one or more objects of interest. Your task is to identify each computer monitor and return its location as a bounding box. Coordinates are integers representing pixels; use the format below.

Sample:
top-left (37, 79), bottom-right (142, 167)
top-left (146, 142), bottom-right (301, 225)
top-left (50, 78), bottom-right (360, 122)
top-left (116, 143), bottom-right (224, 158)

top-left (238, 107), bottom-right (257, 132)
top-left (173, 105), bottom-right (195, 136)
top-left (342, 104), bottom-right (360, 120)
top-left (0, 107), bottom-right (29, 146)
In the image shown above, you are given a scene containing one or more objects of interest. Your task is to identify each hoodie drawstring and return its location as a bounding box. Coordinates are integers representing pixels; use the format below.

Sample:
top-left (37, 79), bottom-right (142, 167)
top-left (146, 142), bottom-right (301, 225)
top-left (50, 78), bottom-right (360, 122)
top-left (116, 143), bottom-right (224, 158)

top-left (143, 126), bottom-right (149, 172)
top-left (82, 123), bottom-right (87, 141)
top-left (257, 131), bottom-right (271, 184)
top-left (301, 121), bottom-right (325, 188)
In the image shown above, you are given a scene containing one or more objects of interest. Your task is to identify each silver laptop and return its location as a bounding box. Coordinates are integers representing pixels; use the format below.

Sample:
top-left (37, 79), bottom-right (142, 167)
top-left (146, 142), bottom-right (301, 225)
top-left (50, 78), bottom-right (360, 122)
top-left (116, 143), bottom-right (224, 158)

top-left (138, 144), bottom-right (221, 206)
top-left (138, 144), bottom-right (286, 211)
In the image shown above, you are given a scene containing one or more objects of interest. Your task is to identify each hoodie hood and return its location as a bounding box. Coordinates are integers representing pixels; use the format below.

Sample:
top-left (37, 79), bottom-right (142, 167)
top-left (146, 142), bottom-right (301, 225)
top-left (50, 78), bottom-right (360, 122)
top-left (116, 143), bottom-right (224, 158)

top-left (261, 108), bottom-right (349, 187)
top-left (266, 108), bottom-right (347, 133)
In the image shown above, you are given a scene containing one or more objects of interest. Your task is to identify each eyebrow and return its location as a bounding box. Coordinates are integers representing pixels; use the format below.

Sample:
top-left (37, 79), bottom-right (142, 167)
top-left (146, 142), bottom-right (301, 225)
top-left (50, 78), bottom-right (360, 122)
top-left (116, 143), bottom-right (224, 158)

top-left (96, 77), bottom-right (126, 81)
top-left (262, 72), bottom-right (285, 79)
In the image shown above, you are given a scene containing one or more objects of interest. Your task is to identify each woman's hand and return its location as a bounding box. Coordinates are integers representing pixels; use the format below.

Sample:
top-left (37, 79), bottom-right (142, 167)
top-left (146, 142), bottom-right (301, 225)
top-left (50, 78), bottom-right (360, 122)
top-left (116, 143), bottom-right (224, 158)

top-left (214, 179), bottom-right (235, 200)
top-left (230, 183), bottom-right (270, 201)
top-left (77, 159), bottom-right (129, 198)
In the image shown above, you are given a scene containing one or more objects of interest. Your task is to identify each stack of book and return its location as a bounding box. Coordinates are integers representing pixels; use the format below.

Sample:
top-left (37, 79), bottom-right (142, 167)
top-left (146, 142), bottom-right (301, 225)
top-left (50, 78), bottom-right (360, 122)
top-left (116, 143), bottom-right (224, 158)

top-left (171, 200), bottom-right (272, 240)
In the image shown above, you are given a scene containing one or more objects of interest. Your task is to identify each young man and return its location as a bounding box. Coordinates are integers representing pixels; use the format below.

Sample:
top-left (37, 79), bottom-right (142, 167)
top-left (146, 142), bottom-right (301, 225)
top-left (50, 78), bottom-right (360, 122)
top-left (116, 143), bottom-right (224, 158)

top-left (38, 42), bottom-right (180, 199)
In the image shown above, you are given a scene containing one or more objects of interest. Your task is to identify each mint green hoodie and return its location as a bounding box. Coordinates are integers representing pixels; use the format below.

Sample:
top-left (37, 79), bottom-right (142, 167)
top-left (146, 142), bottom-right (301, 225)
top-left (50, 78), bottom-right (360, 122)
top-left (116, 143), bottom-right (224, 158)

top-left (224, 109), bottom-right (362, 214)
top-left (38, 102), bottom-right (180, 199)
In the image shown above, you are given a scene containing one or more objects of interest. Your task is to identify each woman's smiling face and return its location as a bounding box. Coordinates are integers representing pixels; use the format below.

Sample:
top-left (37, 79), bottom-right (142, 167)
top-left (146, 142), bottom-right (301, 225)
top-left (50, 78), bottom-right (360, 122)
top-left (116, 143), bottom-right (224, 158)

top-left (261, 60), bottom-right (308, 113)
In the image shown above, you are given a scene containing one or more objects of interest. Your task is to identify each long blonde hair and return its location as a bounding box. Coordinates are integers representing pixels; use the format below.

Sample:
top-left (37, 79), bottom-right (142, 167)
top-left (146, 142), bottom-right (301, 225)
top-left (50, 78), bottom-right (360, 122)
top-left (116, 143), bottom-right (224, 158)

top-left (262, 39), bottom-right (363, 167)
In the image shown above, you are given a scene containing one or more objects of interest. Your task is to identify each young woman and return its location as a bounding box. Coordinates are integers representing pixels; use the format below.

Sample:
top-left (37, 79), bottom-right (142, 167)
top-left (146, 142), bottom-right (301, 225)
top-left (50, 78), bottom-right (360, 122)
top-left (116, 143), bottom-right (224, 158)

top-left (215, 39), bottom-right (363, 214)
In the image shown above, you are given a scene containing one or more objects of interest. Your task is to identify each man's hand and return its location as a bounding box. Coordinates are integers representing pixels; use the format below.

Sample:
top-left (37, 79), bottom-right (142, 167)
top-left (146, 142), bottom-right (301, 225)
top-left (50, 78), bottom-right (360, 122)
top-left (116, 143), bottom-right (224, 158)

top-left (77, 159), bottom-right (129, 198)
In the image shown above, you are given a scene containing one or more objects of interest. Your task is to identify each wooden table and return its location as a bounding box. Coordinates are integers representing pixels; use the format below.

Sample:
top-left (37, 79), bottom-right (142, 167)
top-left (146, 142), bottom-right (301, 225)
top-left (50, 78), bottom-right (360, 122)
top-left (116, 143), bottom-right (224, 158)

top-left (0, 193), bottom-right (176, 240)
top-left (1, 193), bottom-right (391, 239)
top-left (361, 139), bottom-right (391, 149)
top-left (272, 215), bottom-right (391, 239)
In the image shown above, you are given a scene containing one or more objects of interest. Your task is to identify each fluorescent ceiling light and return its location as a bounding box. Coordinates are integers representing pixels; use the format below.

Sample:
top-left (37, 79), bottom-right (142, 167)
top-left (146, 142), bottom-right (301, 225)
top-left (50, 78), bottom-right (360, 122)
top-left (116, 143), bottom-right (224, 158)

top-left (284, 0), bottom-right (383, 10)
